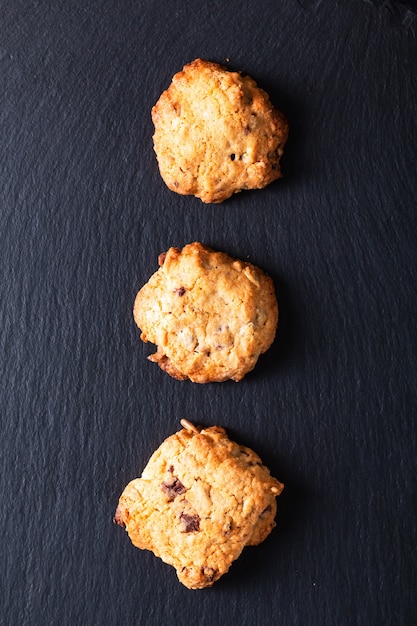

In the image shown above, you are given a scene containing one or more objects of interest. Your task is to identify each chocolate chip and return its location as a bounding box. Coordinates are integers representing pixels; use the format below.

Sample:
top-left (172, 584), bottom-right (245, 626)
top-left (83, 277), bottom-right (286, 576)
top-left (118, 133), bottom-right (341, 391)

top-left (202, 566), bottom-right (216, 582)
top-left (230, 153), bottom-right (236, 161)
top-left (174, 286), bottom-right (186, 296)
top-left (179, 512), bottom-right (200, 533)
top-left (161, 477), bottom-right (186, 501)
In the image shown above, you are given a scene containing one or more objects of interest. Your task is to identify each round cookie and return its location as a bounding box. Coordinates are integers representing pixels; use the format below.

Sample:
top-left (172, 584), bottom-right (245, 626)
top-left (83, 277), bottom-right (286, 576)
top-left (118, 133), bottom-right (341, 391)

top-left (133, 242), bottom-right (278, 383)
top-left (114, 420), bottom-right (284, 589)
top-left (151, 58), bottom-right (289, 203)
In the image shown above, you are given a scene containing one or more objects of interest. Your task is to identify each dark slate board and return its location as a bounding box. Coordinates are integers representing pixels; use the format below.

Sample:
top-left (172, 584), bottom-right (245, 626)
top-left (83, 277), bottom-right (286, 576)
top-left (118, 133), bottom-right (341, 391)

top-left (2, 1), bottom-right (417, 624)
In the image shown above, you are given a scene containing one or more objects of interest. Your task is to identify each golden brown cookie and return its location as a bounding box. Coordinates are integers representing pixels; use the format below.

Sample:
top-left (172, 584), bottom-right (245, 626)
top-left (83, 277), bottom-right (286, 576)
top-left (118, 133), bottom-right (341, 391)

top-left (133, 242), bottom-right (278, 383)
top-left (151, 58), bottom-right (289, 203)
top-left (114, 420), bottom-right (284, 589)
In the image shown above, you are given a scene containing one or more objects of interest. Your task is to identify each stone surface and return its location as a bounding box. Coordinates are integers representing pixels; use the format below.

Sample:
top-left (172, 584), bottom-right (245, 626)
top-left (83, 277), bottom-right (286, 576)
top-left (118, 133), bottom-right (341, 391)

top-left (1, 0), bottom-right (417, 624)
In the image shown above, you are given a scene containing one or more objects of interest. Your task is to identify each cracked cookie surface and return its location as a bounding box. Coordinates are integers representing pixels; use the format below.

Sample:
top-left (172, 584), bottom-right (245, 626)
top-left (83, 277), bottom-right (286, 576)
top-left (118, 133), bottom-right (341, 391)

top-left (152, 58), bottom-right (289, 203)
top-left (133, 242), bottom-right (278, 383)
top-left (114, 420), bottom-right (284, 589)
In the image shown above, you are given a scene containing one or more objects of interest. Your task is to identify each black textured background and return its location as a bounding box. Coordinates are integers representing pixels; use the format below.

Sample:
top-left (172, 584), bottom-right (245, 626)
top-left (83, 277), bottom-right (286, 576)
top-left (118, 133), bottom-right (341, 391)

top-left (2, 1), bottom-right (417, 624)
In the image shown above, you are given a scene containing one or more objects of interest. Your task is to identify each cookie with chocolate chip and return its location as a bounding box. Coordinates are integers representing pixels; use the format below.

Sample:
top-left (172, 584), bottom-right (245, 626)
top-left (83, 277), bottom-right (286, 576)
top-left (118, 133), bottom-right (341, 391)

top-left (151, 58), bottom-right (288, 203)
top-left (133, 242), bottom-right (278, 383)
top-left (114, 420), bottom-right (284, 589)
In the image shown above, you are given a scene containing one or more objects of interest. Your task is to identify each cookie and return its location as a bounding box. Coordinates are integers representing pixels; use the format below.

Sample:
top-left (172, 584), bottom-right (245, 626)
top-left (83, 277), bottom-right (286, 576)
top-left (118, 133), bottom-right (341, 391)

top-left (151, 58), bottom-right (289, 203)
top-left (133, 242), bottom-right (278, 383)
top-left (114, 420), bottom-right (284, 589)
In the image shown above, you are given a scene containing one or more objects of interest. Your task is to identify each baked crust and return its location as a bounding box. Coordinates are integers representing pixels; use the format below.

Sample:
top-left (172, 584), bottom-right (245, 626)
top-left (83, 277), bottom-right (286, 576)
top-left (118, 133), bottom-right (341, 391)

top-left (152, 58), bottom-right (288, 203)
top-left (114, 420), bottom-right (284, 589)
top-left (133, 242), bottom-right (278, 383)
